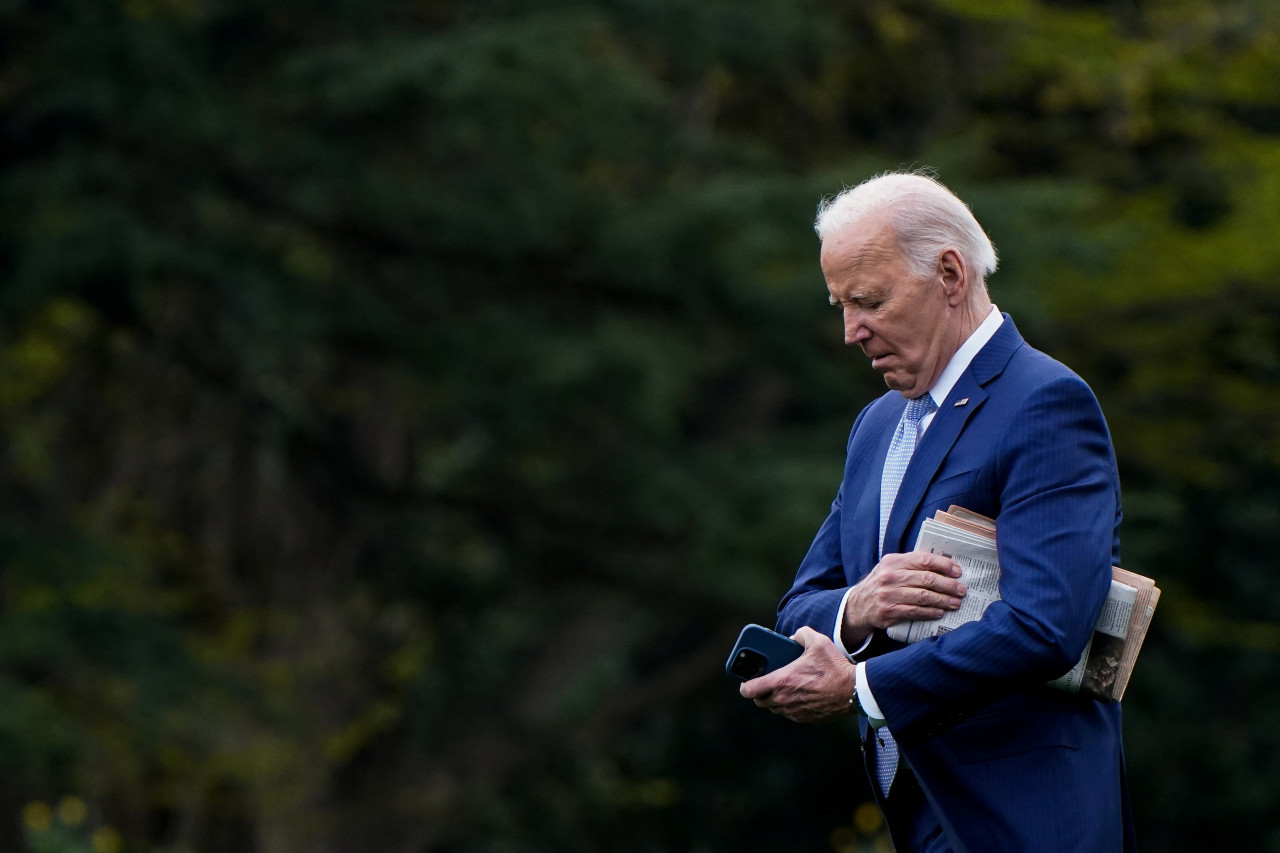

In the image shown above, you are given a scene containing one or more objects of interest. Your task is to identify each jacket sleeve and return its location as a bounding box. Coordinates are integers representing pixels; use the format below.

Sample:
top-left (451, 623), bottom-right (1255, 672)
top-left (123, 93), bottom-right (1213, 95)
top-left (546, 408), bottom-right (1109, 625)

top-left (774, 406), bottom-right (874, 639)
top-left (774, 486), bottom-right (850, 639)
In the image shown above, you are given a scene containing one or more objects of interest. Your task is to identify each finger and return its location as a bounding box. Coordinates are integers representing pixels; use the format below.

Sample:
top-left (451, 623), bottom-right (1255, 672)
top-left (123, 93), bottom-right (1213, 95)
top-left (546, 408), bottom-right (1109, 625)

top-left (911, 551), bottom-right (964, 577)
top-left (889, 605), bottom-right (949, 623)
top-left (753, 689), bottom-right (790, 714)
top-left (906, 567), bottom-right (967, 598)
top-left (875, 575), bottom-right (962, 609)
top-left (903, 582), bottom-right (964, 609)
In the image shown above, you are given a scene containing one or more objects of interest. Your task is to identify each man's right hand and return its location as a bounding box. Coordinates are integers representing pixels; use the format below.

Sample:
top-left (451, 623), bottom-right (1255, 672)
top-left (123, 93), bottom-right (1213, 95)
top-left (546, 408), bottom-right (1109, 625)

top-left (841, 552), bottom-right (967, 648)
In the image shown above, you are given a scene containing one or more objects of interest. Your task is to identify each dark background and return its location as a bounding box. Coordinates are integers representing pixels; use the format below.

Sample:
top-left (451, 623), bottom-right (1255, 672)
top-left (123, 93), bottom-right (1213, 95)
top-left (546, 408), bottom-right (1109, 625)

top-left (3, 0), bottom-right (1280, 851)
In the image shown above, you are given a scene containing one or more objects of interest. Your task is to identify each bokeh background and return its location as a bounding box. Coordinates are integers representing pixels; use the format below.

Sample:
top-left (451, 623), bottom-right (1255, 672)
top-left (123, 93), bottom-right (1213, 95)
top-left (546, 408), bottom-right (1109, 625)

top-left (3, 0), bottom-right (1280, 851)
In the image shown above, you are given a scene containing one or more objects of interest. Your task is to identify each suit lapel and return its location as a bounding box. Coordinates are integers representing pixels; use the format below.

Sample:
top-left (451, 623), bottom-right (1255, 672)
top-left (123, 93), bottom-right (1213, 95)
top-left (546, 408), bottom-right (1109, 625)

top-left (881, 316), bottom-right (1025, 556)
top-left (845, 395), bottom-right (904, 578)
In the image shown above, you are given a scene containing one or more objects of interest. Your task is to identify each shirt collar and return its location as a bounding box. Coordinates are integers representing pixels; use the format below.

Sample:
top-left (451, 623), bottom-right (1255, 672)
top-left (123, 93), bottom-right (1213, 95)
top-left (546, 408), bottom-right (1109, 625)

top-left (926, 305), bottom-right (1003, 409)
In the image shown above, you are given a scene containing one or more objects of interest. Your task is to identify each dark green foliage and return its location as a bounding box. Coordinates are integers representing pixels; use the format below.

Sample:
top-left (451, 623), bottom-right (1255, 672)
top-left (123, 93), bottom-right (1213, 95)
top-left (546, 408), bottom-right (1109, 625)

top-left (3, 0), bottom-right (1280, 850)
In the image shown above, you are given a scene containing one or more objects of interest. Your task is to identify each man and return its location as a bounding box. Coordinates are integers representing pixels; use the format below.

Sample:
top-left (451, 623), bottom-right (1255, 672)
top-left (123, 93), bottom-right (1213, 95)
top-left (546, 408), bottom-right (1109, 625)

top-left (740, 172), bottom-right (1135, 852)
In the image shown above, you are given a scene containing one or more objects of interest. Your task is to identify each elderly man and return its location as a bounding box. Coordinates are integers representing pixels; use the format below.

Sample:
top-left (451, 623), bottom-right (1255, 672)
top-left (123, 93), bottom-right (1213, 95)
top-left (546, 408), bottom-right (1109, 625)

top-left (740, 172), bottom-right (1135, 852)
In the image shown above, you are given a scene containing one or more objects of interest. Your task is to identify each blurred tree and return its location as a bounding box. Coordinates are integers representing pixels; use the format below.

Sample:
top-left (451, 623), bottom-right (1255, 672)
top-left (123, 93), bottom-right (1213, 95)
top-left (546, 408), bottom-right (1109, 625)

top-left (1, 0), bottom-right (1280, 851)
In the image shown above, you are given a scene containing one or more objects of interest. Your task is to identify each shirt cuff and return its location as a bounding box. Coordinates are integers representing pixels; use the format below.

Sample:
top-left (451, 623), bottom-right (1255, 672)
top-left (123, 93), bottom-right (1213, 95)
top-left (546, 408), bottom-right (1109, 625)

top-left (832, 586), bottom-right (874, 660)
top-left (833, 587), bottom-right (887, 724)
top-left (855, 662), bottom-right (886, 722)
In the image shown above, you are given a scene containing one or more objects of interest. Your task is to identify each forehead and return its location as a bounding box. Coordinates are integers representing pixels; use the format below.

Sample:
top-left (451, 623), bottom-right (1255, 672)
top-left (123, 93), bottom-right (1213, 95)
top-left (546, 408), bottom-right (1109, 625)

top-left (820, 217), bottom-right (902, 291)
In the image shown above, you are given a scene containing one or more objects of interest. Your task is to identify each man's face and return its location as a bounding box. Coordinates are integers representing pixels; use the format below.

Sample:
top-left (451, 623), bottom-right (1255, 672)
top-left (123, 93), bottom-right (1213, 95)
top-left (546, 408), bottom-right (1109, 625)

top-left (820, 216), bottom-right (960, 399)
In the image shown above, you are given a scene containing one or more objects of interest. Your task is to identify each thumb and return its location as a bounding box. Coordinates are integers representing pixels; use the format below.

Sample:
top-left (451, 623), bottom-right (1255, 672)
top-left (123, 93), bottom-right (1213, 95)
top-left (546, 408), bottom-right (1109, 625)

top-left (790, 625), bottom-right (824, 648)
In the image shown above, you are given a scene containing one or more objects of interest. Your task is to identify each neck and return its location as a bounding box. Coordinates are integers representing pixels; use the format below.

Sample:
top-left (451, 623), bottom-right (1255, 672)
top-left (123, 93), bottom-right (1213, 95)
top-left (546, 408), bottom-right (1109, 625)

top-left (929, 295), bottom-right (992, 386)
top-left (955, 293), bottom-right (992, 341)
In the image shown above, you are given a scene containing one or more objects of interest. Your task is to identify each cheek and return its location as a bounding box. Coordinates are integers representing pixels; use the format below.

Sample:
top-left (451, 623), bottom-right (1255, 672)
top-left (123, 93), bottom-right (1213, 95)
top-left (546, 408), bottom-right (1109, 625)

top-left (901, 320), bottom-right (938, 359)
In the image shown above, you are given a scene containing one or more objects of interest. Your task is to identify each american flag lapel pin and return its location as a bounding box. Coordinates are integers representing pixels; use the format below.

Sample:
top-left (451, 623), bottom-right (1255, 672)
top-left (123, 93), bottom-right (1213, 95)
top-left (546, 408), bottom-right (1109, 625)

top-left (954, 397), bottom-right (969, 407)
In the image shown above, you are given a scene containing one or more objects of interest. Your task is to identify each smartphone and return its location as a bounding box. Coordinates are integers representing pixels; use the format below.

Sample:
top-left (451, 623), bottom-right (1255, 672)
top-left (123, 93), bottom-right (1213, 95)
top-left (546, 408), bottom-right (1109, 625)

top-left (725, 624), bottom-right (803, 681)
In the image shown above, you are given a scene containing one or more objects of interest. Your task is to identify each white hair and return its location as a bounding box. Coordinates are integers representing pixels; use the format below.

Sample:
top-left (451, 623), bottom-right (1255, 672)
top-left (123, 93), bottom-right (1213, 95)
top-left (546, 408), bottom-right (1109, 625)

top-left (814, 171), bottom-right (998, 282)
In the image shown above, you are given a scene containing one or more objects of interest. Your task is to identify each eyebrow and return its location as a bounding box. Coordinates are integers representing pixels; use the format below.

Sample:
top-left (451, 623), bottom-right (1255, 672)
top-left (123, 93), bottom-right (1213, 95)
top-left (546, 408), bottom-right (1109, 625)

top-left (829, 288), bottom-right (884, 305)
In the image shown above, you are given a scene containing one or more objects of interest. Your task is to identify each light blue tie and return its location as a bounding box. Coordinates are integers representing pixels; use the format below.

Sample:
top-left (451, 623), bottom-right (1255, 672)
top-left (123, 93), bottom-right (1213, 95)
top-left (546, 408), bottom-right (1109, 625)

top-left (874, 392), bottom-right (936, 796)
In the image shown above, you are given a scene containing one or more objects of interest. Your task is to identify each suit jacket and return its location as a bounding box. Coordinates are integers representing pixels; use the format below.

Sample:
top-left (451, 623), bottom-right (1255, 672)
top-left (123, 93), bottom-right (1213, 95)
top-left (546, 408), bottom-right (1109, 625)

top-left (776, 316), bottom-right (1137, 852)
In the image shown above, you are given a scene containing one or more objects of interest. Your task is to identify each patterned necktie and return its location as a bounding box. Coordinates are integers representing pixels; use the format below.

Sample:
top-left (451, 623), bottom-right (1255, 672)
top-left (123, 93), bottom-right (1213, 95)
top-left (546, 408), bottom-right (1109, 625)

top-left (879, 394), bottom-right (937, 559)
top-left (874, 392), bottom-right (936, 796)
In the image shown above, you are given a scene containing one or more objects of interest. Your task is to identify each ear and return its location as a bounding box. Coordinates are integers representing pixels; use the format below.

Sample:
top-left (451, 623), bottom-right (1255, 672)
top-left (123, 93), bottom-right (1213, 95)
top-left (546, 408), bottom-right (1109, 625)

top-left (936, 248), bottom-right (968, 305)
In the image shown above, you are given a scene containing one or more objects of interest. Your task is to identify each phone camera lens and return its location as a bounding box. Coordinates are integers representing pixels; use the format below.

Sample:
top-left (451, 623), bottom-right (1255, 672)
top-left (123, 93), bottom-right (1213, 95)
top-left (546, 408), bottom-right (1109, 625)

top-left (731, 649), bottom-right (767, 680)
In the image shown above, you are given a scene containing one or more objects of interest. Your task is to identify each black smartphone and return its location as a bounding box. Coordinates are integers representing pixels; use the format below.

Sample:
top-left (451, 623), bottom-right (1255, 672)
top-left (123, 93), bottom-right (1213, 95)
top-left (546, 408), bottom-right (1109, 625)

top-left (725, 624), bottom-right (804, 681)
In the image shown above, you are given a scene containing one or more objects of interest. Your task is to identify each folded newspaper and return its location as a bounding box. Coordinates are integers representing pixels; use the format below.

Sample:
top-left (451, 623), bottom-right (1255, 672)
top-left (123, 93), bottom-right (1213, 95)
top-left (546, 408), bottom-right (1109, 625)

top-left (887, 507), bottom-right (1159, 702)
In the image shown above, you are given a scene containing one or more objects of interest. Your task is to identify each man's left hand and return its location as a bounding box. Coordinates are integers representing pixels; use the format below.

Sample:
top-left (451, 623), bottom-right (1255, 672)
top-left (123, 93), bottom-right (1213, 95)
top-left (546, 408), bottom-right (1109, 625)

top-left (739, 627), bottom-right (857, 724)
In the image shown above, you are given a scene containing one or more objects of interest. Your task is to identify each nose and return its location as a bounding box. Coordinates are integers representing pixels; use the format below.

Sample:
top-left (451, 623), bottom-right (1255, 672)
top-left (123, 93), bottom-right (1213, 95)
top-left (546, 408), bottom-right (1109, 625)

top-left (843, 307), bottom-right (869, 347)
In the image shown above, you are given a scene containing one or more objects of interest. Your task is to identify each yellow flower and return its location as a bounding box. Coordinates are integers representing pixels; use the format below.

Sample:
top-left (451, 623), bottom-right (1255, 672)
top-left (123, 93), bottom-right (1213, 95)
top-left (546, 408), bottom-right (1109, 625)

top-left (58, 795), bottom-right (88, 827)
top-left (22, 801), bottom-right (53, 832)
top-left (92, 826), bottom-right (124, 853)
top-left (854, 801), bottom-right (884, 834)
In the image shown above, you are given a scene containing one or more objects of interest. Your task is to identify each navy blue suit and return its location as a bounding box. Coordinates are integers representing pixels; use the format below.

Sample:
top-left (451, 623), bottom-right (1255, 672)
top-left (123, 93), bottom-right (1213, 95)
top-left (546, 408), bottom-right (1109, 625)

top-left (777, 316), bottom-right (1137, 852)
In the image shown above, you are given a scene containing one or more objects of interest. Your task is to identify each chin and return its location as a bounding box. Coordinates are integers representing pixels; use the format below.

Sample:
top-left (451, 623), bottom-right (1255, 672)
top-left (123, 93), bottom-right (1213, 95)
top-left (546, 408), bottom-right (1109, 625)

top-left (882, 375), bottom-right (911, 393)
top-left (886, 380), bottom-right (924, 399)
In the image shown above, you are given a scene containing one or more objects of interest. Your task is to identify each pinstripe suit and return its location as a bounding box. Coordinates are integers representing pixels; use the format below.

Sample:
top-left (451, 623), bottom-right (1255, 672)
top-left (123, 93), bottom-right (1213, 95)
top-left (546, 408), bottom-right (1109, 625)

top-left (777, 316), bottom-right (1137, 852)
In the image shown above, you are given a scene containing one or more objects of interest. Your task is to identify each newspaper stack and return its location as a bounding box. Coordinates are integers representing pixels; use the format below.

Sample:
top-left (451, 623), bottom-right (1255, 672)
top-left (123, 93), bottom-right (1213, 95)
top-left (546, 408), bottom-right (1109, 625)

top-left (887, 507), bottom-right (1160, 702)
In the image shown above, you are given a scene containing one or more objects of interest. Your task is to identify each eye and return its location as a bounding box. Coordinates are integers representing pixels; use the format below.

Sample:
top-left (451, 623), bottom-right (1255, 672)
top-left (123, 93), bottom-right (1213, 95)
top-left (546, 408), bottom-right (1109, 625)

top-left (831, 296), bottom-right (882, 311)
